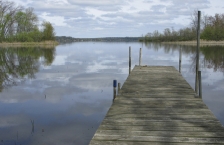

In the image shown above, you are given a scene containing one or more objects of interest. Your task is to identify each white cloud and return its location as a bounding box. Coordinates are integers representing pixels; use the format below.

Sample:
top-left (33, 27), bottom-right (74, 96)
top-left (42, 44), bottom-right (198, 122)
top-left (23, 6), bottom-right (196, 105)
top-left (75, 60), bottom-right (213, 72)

top-left (12, 0), bottom-right (33, 6)
top-left (85, 7), bottom-right (110, 19)
top-left (46, 0), bottom-right (69, 5)
top-left (12, 0), bottom-right (222, 37)
top-left (68, 0), bottom-right (123, 6)
top-left (39, 12), bottom-right (68, 26)
top-left (93, 27), bottom-right (104, 30)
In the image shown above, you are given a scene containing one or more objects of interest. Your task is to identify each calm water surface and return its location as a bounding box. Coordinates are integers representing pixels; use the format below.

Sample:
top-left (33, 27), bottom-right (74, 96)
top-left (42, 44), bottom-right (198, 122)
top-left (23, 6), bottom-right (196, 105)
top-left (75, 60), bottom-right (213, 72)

top-left (0, 42), bottom-right (224, 145)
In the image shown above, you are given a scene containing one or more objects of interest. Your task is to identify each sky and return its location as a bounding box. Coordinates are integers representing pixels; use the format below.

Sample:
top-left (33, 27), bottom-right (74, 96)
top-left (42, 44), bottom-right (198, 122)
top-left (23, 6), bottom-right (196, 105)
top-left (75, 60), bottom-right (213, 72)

top-left (12, 0), bottom-right (224, 38)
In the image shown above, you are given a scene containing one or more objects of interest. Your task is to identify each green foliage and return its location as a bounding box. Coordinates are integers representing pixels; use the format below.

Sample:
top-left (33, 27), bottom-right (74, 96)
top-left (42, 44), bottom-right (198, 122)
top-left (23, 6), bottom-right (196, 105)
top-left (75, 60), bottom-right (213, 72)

top-left (42, 21), bottom-right (55, 41)
top-left (201, 26), bottom-right (213, 40)
top-left (3, 29), bottom-right (42, 42)
top-left (201, 14), bottom-right (224, 41)
top-left (142, 12), bottom-right (224, 42)
top-left (0, 0), bottom-right (55, 42)
top-left (140, 27), bottom-right (196, 42)
top-left (15, 8), bottom-right (38, 33)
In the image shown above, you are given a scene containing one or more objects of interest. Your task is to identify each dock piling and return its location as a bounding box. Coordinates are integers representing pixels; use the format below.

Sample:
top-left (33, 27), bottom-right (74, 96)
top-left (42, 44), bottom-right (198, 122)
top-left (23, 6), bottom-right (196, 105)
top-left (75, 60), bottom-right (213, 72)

top-left (179, 48), bottom-right (182, 73)
top-left (198, 71), bottom-right (202, 98)
top-left (118, 83), bottom-right (121, 95)
top-left (129, 47), bottom-right (131, 74)
top-left (195, 10), bottom-right (201, 94)
top-left (139, 48), bottom-right (142, 66)
top-left (113, 80), bottom-right (117, 100)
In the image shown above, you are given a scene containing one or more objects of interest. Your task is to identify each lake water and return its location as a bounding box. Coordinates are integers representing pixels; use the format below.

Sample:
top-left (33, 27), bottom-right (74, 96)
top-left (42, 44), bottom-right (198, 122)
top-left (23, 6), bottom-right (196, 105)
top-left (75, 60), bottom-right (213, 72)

top-left (0, 42), bottom-right (224, 145)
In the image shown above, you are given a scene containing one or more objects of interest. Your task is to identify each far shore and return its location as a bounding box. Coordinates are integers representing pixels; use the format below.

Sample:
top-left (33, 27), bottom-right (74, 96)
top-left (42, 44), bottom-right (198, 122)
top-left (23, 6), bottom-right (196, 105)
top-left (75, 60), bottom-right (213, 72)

top-left (0, 41), bottom-right (59, 48)
top-left (2, 40), bottom-right (224, 47)
top-left (161, 40), bottom-right (224, 46)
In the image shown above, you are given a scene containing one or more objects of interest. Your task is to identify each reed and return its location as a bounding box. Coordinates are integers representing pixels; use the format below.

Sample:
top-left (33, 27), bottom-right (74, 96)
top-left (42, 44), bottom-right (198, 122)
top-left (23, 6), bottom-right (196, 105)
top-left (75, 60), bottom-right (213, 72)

top-left (0, 41), bottom-right (59, 48)
top-left (162, 40), bottom-right (224, 46)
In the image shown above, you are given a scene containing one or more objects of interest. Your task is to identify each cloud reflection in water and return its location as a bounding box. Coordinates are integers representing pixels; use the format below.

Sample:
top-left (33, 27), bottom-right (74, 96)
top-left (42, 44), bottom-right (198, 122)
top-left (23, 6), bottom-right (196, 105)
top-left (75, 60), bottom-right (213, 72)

top-left (0, 42), bottom-right (224, 144)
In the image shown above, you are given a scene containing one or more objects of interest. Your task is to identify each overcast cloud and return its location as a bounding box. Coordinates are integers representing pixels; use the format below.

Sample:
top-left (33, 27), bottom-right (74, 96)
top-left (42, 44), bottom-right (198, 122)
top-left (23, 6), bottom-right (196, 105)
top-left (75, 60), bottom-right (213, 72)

top-left (13, 0), bottom-right (224, 37)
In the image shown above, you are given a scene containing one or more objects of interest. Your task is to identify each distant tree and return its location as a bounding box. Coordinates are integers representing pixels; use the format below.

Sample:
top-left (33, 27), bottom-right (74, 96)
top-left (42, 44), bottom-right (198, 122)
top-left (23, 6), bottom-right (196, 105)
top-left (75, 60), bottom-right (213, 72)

top-left (0, 0), bottom-right (56, 42)
top-left (42, 21), bottom-right (55, 41)
top-left (15, 8), bottom-right (38, 33)
top-left (163, 28), bottom-right (171, 41)
top-left (0, 0), bottom-right (22, 41)
top-left (201, 13), bottom-right (224, 40)
top-left (190, 10), bottom-right (199, 31)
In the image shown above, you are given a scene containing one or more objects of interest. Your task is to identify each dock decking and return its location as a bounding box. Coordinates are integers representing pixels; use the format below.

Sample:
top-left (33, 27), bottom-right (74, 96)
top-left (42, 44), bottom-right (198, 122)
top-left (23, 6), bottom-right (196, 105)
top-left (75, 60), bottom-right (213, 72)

top-left (89, 66), bottom-right (224, 145)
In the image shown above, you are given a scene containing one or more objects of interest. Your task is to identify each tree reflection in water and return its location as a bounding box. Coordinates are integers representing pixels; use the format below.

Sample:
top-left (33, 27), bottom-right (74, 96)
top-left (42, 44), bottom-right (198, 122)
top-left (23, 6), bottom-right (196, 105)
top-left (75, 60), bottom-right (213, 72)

top-left (201, 46), bottom-right (224, 72)
top-left (0, 47), bottom-right (55, 91)
top-left (144, 43), bottom-right (224, 73)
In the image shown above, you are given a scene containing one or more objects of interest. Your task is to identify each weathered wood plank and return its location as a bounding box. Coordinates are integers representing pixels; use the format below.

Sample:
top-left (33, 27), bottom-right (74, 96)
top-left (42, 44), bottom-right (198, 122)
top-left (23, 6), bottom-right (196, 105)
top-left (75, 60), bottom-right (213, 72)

top-left (95, 130), bottom-right (224, 137)
top-left (98, 125), bottom-right (224, 132)
top-left (92, 135), bottom-right (224, 143)
top-left (89, 66), bottom-right (224, 144)
top-left (113, 99), bottom-right (204, 104)
top-left (105, 114), bottom-right (216, 119)
top-left (108, 108), bottom-right (214, 115)
top-left (111, 104), bottom-right (208, 109)
top-left (101, 120), bottom-right (221, 126)
top-left (90, 140), bottom-right (224, 145)
top-left (120, 91), bottom-right (197, 95)
top-left (119, 93), bottom-right (197, 96)
top-left (114, 98), bottom-right (203, 101)
top-left (107, 110), bottom-right (213, 116)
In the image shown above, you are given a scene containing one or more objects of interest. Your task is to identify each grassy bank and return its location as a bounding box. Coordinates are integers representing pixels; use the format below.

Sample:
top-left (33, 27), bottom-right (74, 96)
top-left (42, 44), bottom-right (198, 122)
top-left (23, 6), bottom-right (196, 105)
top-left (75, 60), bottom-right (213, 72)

top-left (0, 41), bottom-right (59, 48)
top-left (162, 40), bottom-right (224, 46)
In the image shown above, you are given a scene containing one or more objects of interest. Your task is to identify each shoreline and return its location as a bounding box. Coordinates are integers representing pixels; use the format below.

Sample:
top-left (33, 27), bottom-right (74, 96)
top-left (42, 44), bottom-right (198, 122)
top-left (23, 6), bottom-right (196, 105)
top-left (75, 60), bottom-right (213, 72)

top-left (161, 40), bottom-right (224, 46)
top-left (0, 41), bottom-right (59, 48)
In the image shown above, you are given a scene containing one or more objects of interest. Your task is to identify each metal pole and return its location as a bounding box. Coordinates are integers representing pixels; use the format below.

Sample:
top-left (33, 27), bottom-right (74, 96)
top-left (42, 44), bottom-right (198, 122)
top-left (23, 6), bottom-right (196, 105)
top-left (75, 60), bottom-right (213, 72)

top-left (129, 46), bottom-right (131, 74)
top-left (198, 71), bottom-right (202, 98)
top-left (195, 11), bottom-right (201, 94)
top-left (139, 48), bottom-right (142, 66)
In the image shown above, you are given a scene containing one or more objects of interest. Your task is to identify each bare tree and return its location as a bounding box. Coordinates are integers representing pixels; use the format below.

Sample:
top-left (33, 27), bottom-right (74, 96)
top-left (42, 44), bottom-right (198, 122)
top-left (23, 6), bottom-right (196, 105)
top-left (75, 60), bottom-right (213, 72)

top-left (0, 0), bottom-right (22, 41)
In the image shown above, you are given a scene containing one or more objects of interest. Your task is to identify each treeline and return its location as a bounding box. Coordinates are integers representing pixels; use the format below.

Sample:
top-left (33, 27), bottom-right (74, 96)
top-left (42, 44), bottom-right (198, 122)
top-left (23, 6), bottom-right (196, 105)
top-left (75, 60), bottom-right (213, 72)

top-left (0, 0), bottom-right (55, 42)
top-left (201, 14), bottom-right (224, 40)
top-left (141, 27), bottom-right (196, 42)
top-left (55, 36), bottom-right (74, 43)
top-left (56, 36), bottom-right (141, 43)
top-left (140, 11), bottom-right (224, 42)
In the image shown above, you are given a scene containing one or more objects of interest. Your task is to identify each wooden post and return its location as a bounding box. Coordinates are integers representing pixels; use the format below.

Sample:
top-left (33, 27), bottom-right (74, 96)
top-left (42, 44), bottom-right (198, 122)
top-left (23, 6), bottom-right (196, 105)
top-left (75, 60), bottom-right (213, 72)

top-left (179, 48), bottom-right (182, 73)
top-left (195, 11), bottom-right (201, 94)
top-left (113, 80), bottom-right (117, 100)
top-left (198, 71), bottom-right (202, 98)
top-left (139, 48), bottom-right (142, 66)
top-left (118, 83), bottom-right (121, 95)
top-left (129, 46), bottom-right (131, 74)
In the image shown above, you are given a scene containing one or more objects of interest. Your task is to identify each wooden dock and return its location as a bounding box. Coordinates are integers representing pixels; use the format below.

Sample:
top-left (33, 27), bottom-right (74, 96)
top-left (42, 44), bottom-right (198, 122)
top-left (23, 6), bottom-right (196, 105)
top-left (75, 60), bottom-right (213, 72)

top-left (89, 66), bottom-right (224, 145)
